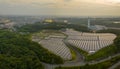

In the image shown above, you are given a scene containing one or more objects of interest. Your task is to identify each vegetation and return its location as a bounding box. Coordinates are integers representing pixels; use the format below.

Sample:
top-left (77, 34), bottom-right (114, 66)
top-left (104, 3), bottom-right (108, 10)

top-left (97, 29), bottom-right (120, 35)
top-left (17, 22), bottom-right (89, 33)
top-left (74, 44), bottom-right (118, 61)
top-left (13, 19), bottom-right (120, 69)
top-left (114, 35), bottom-right (120, 52)
top-left (76, 47), bottom-right (89, 57)
top-left (32, 30), bottom-right (66, 39)
top-left (65, 40), bottom-right (117, 62)
top-left (85, 29), bottom-right (120, 61)
top-left (0, 54), bottom-right (43, 69)
top-left (0, 30), bottom-right (64, 69)
top-left (85, 45), bottom-right (118, 61)
top-left (69, 49), bottom-right (77, 61)
top-left (56, 18), bottom-right (120, 28)
top-left (56, 54), bottom-right (120, 69)
top-left (63, 41), bottom-right (77, 61)
top-left (55, 28), bottom-right (120, 69)
top-left (90, 18), bottom-right (120, 28)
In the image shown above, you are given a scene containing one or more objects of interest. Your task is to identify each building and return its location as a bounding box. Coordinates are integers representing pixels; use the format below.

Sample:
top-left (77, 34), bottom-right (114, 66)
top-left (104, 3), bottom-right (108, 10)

top-left (43, 19), bottom-right (54, 24)
top-left (0, 19), bottom-right (14, 29)
top-left (87, 19), bottom-right (107, 31)
top-left (88, 19), bottom-right (90, 28)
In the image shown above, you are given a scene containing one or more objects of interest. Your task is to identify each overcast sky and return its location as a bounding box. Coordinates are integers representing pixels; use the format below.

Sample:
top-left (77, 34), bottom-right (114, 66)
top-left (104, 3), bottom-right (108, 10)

top-left (0, 0), bottom-right (120, 16)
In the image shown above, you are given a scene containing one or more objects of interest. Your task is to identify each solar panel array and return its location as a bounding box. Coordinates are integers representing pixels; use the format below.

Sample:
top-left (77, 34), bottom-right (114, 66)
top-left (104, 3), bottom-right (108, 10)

top-left (39, 38), bottom-right (72, 60)
top-left (64, 29), bottom-right (116, 53)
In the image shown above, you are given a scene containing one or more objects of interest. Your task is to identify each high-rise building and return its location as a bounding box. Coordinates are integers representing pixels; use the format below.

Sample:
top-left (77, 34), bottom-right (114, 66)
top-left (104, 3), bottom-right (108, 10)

top-left (88, 19), bottom-right (90, 28)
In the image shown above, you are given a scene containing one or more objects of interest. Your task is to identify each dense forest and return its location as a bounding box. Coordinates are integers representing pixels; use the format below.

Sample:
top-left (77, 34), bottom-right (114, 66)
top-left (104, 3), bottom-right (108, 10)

top-left (17, 22), bottom-right (89, 33)
top-left (90, 18), bottom-right (120, 28)
top-left (0, 30), bottom-right (64, 69)
top-left (114, 35), bottom-right (120, 51)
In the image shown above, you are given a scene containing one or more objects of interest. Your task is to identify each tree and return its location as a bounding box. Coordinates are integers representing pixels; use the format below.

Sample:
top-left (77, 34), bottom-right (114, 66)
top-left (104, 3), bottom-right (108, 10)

top-left (114, 35), bottom-right (120, 51)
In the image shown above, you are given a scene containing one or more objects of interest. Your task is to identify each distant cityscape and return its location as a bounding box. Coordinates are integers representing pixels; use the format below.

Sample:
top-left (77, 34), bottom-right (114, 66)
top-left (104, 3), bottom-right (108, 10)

top-left (1, 16), bottom-right (120, 31)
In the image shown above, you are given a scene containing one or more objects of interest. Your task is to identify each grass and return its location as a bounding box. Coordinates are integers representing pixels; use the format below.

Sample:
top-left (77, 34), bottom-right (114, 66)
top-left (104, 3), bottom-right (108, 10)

top-left (66, 43), bottom-right (118, 62)
top-left (64, 42), bottom-right (89, 60)
top-left (85, 45), bottom-right (118, 61)
top-left (63, 40), bottom-right (77, 61)
top-left (69, 48), bottom-right (77, 61)
top-left (65, 43), bottom-right (118, 62)
top-left (76, 47), bottom-right (89, 57)
top-left (71, 44), bottom-right (118, 62)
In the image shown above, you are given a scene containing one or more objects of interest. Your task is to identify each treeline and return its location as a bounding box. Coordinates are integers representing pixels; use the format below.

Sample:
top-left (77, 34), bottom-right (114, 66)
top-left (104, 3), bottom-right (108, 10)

top-left (91, 18), bottom-right (120, 28)
top-left (17, 22), bottom-right (89, 33)
top-left (97, 29), bottom-right (120, 35)
top-left (0, 30), bottom-right (64, 69)
top-left (114, 35), bottom-right (120, 52)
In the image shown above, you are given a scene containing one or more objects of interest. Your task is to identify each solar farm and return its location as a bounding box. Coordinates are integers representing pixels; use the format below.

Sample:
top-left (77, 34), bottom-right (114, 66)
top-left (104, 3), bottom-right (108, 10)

top-left (64, 29), bottom-right (116, 53)
top-left (32, 29), bottom-right (116, 60)
top-left (39, 38), bottom-right (72, 60)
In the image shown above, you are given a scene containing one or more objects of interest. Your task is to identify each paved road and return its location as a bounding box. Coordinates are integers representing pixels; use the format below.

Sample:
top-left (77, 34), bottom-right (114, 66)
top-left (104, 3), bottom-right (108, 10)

top-left (108, 61), bottom-right (120, 69)
top-left (41, 40), bottom-right (120, 69)
top-left (42, 49), bottom-right (120, 69)
top-left (64, 40), bottom-right (84, 64)
top-left (108, 27), bottom-right (120, 30)
top-left (42, 40), bottom-right (85, 69)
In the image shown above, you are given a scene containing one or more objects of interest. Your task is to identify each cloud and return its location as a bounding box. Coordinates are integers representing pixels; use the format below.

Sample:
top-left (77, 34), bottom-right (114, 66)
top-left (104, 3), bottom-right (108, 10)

top-left (0, 0), bottom-right (120, 16)
top-left (1, 0), bottom-right (120, 7)
top-left (63, 0), bottom-right (72, 2)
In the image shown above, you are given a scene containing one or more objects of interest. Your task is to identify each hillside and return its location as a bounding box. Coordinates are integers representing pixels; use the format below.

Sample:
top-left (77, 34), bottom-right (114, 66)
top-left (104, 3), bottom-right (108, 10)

top-left (0, 30), bottom-right (64, 69)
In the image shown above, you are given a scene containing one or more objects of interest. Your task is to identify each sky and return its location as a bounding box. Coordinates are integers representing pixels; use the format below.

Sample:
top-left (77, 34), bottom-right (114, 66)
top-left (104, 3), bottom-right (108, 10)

top-left (0, 0), bottom-right (120, 16)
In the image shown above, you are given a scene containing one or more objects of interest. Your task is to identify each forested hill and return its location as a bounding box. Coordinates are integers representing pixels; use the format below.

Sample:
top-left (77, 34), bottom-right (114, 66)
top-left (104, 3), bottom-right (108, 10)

top-left (17, 22), bottom-right (89, 33)
top-left (0, 30), bottom-right (63, 69)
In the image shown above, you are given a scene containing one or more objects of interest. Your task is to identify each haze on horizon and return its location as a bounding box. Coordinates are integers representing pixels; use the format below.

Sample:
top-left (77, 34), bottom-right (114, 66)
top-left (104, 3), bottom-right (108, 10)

top-left (0, 0), bottom-right (120, 17)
